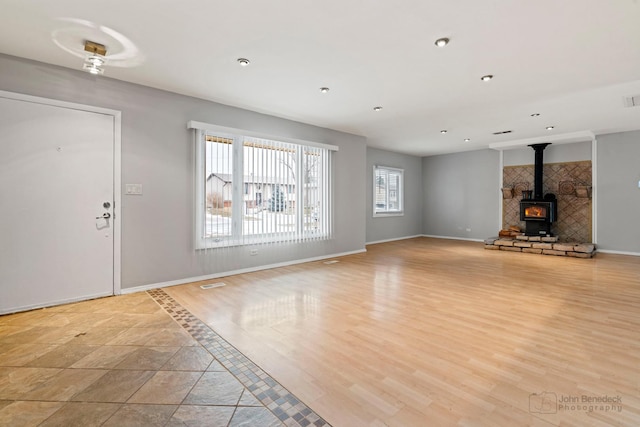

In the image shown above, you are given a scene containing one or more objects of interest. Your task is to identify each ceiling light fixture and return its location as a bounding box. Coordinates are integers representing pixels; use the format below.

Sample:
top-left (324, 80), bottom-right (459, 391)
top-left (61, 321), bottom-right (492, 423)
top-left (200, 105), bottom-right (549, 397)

top-left (546, 126), bottom-right (555, 130)
top-left (434, 37), bottom-right (450, 47)
top-left (373, 106), bottom-right (383, 111)
top-left (531, 113), bottom-right (540, 117)
top-left (237, 58), bottom-right (250, 66)
top-left (82, 40), bottom-right (107, 75)
top-left (440, 130), bottom-right (448, 134)
top-left (319, 87), bottom-right (330, 93)
top-left (480, 74), bottom-right (494, 82)
top-left (464, 138), bottom-right (471, 142)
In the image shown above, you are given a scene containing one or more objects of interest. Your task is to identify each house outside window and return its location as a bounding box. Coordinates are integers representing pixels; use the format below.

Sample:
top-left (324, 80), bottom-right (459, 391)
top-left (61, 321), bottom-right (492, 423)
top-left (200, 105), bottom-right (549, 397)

top-left (189, 121), bottom-right (337, 249)
top-left (373, 165), bottom-right (404, 216)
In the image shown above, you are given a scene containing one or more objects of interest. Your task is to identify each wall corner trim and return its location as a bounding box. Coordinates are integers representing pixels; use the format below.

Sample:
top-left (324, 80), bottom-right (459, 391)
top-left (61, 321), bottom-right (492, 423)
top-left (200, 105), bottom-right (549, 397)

top-left (596, 249), bottom-right (640, 257)
top-left (121, 248), bottom-right (367, 294)
top-left (421, 234), bottom-right (485, 242)
top-left (366, 235), bottom-right (423, 246)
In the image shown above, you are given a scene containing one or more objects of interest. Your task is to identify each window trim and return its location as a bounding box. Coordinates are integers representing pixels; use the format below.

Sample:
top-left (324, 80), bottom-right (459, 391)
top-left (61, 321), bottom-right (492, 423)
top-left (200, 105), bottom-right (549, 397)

top-left (188, 121), bottom-right (338, 151)
top-left (373, 165), bottom-right (404, 217)
top-left (189, 121), bottom-right (337, 249)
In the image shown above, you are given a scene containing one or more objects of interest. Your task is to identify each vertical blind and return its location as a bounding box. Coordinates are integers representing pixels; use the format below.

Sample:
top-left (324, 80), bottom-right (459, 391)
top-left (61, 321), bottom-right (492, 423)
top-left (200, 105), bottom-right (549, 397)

top-left (190, 121), bottom-right (336, 252)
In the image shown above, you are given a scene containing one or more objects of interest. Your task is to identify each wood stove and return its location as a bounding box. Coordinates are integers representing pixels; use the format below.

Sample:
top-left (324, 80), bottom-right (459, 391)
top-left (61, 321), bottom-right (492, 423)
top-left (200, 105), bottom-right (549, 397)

top-left (520, 143), bottom-right (557, 236)
top-left (520, 199), bottom-right (556, 235)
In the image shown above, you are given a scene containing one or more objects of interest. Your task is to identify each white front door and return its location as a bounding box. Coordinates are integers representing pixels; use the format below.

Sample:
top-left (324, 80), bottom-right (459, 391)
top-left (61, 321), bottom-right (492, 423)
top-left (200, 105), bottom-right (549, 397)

top-left (0, 95), bottom-right (116, 314)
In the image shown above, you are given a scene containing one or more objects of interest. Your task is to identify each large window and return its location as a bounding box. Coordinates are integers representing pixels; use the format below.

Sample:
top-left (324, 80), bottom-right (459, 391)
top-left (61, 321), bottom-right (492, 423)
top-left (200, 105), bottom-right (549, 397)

top-left (189, 121), bottom-right (336, 249)
top-left (373, 165), bottom-right (404, 216)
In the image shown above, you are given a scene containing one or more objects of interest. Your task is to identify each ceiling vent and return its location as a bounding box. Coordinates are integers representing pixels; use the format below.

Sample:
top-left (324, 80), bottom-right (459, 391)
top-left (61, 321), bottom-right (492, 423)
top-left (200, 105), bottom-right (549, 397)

top-left (492, 130), bottom-right (513, 135)
top-left (623, 95), bottom-right (640, 108)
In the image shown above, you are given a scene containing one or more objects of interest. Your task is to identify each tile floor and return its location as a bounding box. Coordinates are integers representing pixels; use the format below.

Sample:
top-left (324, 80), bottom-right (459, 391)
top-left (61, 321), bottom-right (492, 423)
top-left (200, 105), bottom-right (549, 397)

top-left (0, 291), bottom-right (329, 426)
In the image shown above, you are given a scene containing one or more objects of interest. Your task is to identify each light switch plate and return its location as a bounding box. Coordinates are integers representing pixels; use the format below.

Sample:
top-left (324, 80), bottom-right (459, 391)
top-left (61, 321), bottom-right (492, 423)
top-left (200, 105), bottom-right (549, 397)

top-left (125, 184), bottom-right (143, 195)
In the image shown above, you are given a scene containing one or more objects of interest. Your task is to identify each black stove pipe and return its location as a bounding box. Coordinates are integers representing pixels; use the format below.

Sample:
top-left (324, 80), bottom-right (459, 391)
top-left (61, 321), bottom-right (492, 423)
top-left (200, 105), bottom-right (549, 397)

top-left (528, 143), bottom-right (551, 200)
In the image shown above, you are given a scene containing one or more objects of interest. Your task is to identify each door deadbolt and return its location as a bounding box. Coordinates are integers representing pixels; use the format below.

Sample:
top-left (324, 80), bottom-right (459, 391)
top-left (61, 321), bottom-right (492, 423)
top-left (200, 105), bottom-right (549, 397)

top-left (103, 201), bottom-right (111, 209)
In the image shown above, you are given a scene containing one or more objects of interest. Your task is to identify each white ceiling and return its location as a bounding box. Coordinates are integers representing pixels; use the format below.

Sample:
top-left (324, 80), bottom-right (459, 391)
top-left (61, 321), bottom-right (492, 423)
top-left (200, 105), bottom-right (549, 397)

top-left (1, 0), bottom-right (640, 156)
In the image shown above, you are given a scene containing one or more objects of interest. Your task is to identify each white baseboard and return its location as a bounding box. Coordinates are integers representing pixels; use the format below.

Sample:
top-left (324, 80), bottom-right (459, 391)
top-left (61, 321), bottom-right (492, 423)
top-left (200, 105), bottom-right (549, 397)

top-left (421, 234), bottom-right (485, 243)
top-left (366, 235), bottom-right (423, 246)
top-left (121, 248), bottom-right (368, 295)
top-left (0, 291), bottom-right (114, 316)
top-left (596, 249), bottom-right (640, 257)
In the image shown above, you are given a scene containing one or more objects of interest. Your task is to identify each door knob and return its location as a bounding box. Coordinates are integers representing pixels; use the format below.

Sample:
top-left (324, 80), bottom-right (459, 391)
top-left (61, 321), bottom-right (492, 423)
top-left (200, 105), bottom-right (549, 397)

top-left (96, 213), bottom-right (111, 219)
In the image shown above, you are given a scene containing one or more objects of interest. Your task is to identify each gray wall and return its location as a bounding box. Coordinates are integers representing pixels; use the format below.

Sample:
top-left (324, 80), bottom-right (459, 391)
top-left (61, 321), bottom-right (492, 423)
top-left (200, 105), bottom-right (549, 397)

top-left (0, 54), bottom-right (367, 289)
top-left (503, 141), bottom-right (592, 166)
top-left (2, 53), bottom-right (638, 292)
top-left (422, 149), bottom-right (500, 240)
top-left (596, 131), bottom-right (640, 253)
top-left (366, 147), bottom-right (423, 243)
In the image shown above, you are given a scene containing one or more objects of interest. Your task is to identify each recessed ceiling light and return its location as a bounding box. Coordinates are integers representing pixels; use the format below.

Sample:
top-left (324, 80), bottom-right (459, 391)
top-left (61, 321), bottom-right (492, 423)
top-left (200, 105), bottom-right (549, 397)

top-left (480, 74), bottom-right (493, 82)
top-left (546, 126), bottom-right (555, 130)
top-left (464, 138), bottom-right (471, 142)
top-left (373, 106), bottom-right (383, 111)
top-left (319, 87), bottom-right (330, 93)
top-left (531, 113), bottom-right (540, 117)
top-left (237, 58), bottom-right (250, 66)
top-left (440, 130), bottom-right (448, 134)
top-left (434, 37), bottom-right (450, 47)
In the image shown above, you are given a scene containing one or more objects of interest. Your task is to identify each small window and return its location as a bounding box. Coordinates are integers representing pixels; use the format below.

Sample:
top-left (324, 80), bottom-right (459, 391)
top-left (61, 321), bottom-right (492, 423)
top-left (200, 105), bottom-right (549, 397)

top-left (373, 165), bottom-right (404, 216)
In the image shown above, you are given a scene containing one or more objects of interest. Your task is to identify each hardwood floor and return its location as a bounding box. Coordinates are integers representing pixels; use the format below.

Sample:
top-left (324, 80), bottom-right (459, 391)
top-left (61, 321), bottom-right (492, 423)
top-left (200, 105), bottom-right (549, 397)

top-left (165, 237), bottom-right (640, 427)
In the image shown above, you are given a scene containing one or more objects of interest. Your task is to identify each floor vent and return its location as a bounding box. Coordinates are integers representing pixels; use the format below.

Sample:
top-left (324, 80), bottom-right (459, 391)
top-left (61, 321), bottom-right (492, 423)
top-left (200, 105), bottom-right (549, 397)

top-left (200, 282), bottom-right (226, 289)
top-left (323, 260), bottom-right (340, 265)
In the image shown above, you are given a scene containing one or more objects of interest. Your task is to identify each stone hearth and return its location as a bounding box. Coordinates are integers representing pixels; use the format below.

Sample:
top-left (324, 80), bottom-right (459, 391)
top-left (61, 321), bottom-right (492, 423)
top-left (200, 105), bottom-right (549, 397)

top-left (484, 235), bottom-right (596, 258)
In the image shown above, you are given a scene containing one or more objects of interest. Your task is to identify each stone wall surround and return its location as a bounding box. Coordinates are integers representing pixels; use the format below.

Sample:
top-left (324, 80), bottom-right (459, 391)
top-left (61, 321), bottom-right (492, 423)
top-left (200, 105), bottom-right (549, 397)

top-left (503, 160), bottom-right (592, 242)
top-left (484, 235), bottom-right (596, 258)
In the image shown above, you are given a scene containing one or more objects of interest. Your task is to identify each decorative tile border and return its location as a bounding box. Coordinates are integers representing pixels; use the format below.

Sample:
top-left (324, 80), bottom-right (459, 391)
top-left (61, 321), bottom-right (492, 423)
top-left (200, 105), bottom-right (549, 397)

top-left (148, 289), bottom-right (331, 427)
